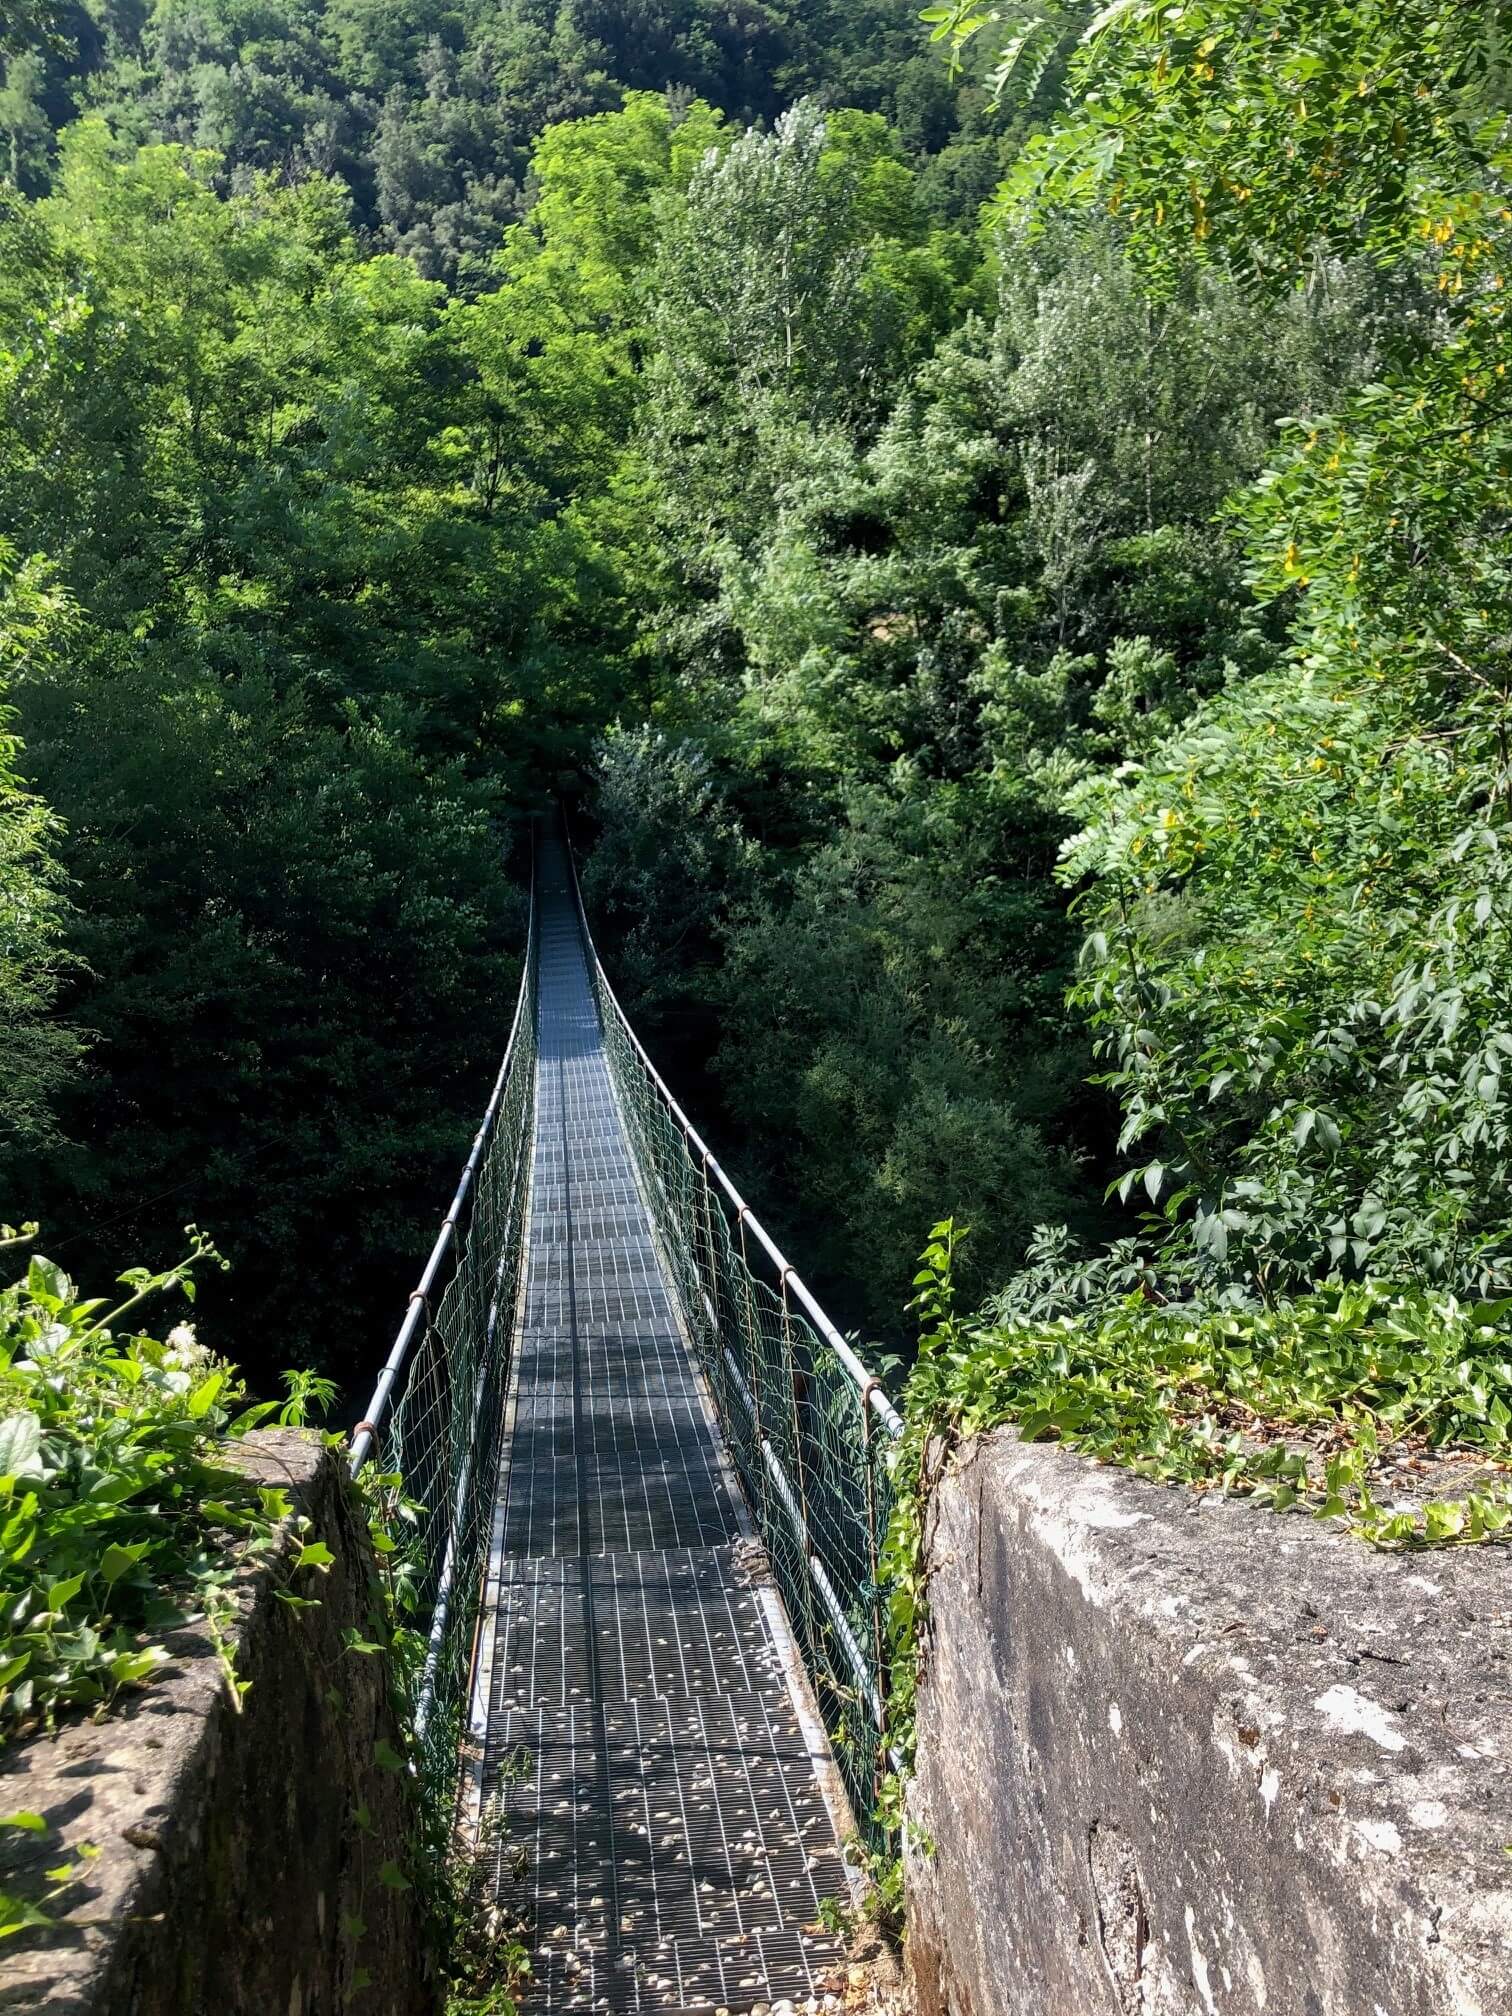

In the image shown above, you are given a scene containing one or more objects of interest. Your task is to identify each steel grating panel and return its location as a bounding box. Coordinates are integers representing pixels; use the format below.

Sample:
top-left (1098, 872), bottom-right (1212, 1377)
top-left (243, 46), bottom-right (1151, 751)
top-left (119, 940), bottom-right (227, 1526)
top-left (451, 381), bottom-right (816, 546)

top-left (476, 830), bottom-right (848, 2013)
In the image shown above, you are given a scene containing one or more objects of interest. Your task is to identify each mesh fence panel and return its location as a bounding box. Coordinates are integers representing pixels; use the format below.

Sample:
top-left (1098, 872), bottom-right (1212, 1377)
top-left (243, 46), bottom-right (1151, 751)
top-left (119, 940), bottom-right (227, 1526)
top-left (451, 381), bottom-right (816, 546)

top-left (576, 903), bottom-right (901, 1846)
top-left (352, 909), bottom-right (539, 1804)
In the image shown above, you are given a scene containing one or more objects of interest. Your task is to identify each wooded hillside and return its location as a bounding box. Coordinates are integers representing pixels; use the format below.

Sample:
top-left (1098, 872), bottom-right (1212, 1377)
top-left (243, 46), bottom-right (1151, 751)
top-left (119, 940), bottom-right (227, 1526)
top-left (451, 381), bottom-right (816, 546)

top-left (3, 2), bottom-right (1509, 1419)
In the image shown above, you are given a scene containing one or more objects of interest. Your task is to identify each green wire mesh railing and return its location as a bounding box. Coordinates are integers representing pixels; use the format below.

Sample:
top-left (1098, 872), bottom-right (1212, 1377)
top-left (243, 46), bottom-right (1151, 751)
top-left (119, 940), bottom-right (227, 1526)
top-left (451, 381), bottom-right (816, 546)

top-left (349, 871), bottom-right (538, 1801)
top-left (564, 840), bottom-right (904, 1846)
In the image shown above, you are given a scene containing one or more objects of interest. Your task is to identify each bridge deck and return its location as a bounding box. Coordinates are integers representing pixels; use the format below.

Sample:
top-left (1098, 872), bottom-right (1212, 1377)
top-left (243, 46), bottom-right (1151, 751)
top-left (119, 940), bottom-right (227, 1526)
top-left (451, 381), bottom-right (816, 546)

top-left (471, 833), bottom-right (850, 2014)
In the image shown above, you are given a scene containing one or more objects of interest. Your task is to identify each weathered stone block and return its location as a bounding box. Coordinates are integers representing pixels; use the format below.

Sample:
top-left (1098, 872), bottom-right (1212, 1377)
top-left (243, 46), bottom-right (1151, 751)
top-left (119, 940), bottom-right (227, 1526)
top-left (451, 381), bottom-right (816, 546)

top-left (0, 1430), bottom-right (438, 2016)
top-left (904, 1430), bottom-right (1512, 2016)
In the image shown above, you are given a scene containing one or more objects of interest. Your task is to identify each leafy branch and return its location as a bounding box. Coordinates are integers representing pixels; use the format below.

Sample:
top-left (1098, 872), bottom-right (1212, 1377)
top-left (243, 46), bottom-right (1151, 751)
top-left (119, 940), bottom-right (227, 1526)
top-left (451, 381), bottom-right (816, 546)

top-left (0, 1232), bottom-right (328, 1739)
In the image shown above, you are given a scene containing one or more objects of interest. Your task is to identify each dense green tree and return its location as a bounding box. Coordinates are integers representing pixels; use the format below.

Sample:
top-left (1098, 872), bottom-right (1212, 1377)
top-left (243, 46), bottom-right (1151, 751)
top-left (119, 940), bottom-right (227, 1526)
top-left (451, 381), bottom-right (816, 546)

top-left (580, 152), bottom-right (1386, 1332)
top-left (8, 0), bottom-right (1004, 289)
top-left (581, 725), bottom-right (756, 1026)
top-left (0, 0), bottom-right (70, 59)
top-left (710, 779), bottom-right (1095, 1328)
top-left (641, 97), bottom-right (980, 727)
top-left (0, 546), bottom-right (80, 1151)
top-left (17, 646), bottom-right (518, 1372)
top-left (0, 128), bottom-right (600, 1379)
top-left (0, 52), bottom-right (52, 190)
top-left (5, 0), bottom-right (1504, 1390)
top-left (954, 0), bottom-right (1512, 1304)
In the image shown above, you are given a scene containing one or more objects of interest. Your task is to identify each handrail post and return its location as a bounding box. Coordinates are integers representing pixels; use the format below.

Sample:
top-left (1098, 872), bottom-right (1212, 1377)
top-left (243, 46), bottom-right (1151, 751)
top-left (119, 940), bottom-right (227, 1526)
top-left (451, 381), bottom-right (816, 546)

top-left (860, 1386), bottom-right (891, 1783)
top-left (737, 1212), bottom-right (772, 1533)
top-left (698, 1150), bottom-right (724, 1383)
top-left (779, 1273), bottom-right (823, 1664)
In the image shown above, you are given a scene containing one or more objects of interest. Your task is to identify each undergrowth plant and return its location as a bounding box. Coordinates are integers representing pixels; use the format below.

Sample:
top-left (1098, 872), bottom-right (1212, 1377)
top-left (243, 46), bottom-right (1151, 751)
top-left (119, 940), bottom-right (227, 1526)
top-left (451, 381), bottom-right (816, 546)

top-left (0, 1221), bottom-right (357, 1944)
top-left (442, 1772), bottom-right (534, 2016)
top-left (0, 1223), bottom-right (349, 1738)
top-left (883, 1218), bottom-right (1512, 1770)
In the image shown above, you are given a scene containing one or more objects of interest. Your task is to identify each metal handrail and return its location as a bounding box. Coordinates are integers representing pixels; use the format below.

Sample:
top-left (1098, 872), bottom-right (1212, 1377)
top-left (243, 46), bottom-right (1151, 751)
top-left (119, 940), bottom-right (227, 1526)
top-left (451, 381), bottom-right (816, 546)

top-left (561, 816), bottom-right (903, 1442)
top-left (349, 848), bottom-right (537, 1478)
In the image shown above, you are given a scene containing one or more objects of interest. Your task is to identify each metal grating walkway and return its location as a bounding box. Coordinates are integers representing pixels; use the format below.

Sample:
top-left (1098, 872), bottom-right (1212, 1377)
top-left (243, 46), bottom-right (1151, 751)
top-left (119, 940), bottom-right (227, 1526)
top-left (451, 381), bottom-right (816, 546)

top-left (470, 831), bottom-right (850, 2014)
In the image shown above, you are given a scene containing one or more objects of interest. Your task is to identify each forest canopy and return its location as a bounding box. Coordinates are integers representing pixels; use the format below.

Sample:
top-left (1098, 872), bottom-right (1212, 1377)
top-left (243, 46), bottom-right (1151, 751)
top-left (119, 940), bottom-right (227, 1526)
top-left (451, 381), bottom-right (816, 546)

top-left (2, 0), bottom-right (1511, 1409)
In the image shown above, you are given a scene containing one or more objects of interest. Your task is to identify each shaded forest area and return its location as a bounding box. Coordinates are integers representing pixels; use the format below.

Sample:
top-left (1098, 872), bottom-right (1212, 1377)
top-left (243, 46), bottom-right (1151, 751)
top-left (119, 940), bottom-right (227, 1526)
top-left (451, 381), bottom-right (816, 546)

top-left (3, 1), bottom-right (1510, 1406)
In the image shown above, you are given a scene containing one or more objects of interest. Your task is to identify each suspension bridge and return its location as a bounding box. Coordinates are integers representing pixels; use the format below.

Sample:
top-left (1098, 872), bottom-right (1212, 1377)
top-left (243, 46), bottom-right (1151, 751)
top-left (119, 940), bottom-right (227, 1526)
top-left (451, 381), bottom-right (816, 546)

top-left (350, 823), bottom-right (902, 2014)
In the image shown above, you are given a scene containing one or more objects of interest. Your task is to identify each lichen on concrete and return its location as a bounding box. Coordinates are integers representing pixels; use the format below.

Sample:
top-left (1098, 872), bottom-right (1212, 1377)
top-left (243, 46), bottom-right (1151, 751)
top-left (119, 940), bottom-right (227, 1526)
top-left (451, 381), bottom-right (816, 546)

top-left (904, 1429), bottom-right (1512, 2015)
top-left (0, 1431), bottom-right (438, 2016)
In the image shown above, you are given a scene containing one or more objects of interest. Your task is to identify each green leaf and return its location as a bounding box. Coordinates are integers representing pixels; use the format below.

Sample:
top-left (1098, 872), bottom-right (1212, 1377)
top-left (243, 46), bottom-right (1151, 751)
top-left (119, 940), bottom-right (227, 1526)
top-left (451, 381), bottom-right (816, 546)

top-left (186, 1373), bottom-right (225, 1419)
top-left (0, 1415), bottom-right (43, 1481)
top-left (230, 1402), bottom-right (282, 1433)
top-left (99, 1540), bottom-right (151, 1584)
top-left (0, 1813), bottom-right (46, 1833)
top-left (0, 1886), bottom-right (54, 1939)
top-left (294, 1541), bottom-right (334, 1574)
top-left (1084, 0), bottom-right (1142, 38)
top-left (46, 1573), bottom-right (84, 1613)
top-left (108, 1647), bottom-right (165, 1687)
top-left (1194, 1210), bottom-right (1228, 1263)
top-left (25, 1256), bottom-right (70, 1306)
